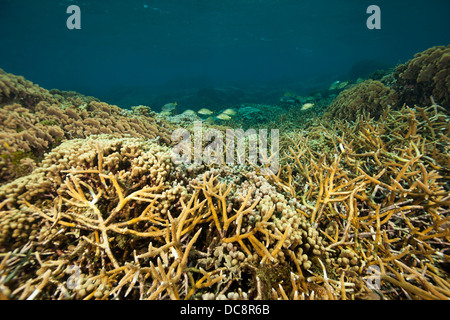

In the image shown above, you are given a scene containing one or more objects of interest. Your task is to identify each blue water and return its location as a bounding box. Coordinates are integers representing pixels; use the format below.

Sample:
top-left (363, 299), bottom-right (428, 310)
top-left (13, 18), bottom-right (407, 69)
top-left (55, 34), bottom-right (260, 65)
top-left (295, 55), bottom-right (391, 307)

top-left (1, 0), bottom-right (449, 107)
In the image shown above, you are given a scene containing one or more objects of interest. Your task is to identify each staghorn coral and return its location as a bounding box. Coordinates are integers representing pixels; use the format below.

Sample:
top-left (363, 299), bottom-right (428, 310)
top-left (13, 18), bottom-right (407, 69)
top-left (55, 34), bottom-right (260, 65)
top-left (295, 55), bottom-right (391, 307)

top-left (184, 166), bottom-right (331, 299)
top-left (271, 100), bottom-right (450, 300)
top-left (394, 45), bottom-right (450, 110)
top-left (323, 80), bottom-right (399, 123)
top-left (0, 141), bottom-right (213, 299)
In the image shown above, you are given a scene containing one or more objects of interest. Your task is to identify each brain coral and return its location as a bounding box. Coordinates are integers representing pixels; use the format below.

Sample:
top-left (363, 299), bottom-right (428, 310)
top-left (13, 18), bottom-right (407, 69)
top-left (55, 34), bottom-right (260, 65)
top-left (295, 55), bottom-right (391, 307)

top-left (323, 80), bottom-right (398, 122)
top-left (394, 45), bottom-right (450, 110)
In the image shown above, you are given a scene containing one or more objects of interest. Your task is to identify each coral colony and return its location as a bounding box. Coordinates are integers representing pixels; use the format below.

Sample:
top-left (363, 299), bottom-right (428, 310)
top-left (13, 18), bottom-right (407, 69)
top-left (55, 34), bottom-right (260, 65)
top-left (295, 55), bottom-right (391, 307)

top-left (171, 121), bottom-right (279, 175)
top-left (0, 45), bottom-right (449, 300)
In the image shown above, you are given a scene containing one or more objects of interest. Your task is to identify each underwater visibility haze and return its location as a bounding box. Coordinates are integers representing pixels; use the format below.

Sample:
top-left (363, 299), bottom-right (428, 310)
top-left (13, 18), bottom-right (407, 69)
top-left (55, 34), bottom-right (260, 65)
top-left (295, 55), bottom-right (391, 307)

top-left (1, 0), bottom-right (449, 107)
top-left (0, 0), bottom-right (449, 302)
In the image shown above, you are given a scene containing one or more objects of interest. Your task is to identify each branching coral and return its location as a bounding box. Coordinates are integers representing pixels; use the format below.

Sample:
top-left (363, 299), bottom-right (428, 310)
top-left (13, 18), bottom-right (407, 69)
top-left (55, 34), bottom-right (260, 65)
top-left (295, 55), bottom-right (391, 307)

top-left (271, 100), bottom-right (450, 299)
top-left (1, 100), bottom-right (448, 300)
top-left (0, 132), bottom-right (333, 300)
top-left (0, 71), bottom-right (175, 184)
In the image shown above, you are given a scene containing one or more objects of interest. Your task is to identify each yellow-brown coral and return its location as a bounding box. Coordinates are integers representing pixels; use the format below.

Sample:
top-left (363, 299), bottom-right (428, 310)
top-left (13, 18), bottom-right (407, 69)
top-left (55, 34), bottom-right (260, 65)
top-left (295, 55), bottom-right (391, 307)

top-left (0, 47), bottom-right (449, 301)
top-left (394, 45), bottom-right (450, 110)
top-left (323, 79), bottom-right (399, 122)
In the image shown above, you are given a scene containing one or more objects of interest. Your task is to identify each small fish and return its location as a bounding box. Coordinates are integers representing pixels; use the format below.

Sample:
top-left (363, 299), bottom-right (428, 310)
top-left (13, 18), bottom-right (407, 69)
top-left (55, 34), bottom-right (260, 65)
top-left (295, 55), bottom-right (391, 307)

top-left (221, 108), bottom-right (237, 116)
top-left (301, 103), bottom-right (315, 111)
top-left (197, 108), bottom-right (214, 116)
top-left (216, 113), bottom-right (232, 121)
top-left (182, 109), bottom-right (196, 115)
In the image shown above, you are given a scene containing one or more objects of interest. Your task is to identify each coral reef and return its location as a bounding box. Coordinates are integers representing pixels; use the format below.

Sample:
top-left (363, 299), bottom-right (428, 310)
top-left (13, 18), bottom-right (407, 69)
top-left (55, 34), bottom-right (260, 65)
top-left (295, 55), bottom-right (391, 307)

top-left (394, 45), bottom-right (450, 110)
top-left (235, 104), bottom-right (286, 130)
top-left (0, 134), bottom-right (334, 299)
top-left (347, 59), bottom-right (392, 81)
top-left (0, 72), bottom-right (175, 184)
top-left (160, 111), bottom-right (203, 127)
top-left (48, 89), bottom-right (101, 107)
top-left (0, 68), bottom-right (55, 108)
top-left (323, 80), bottom-right (399, 122)
top-left (0, 135), bottom-right (172, 205)
top-left (272, 100), bottom-right (449, 299)
top-left (0, 46), bottom-right (449, 300)
top-left (1, 100), bottom-right (447, 300)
